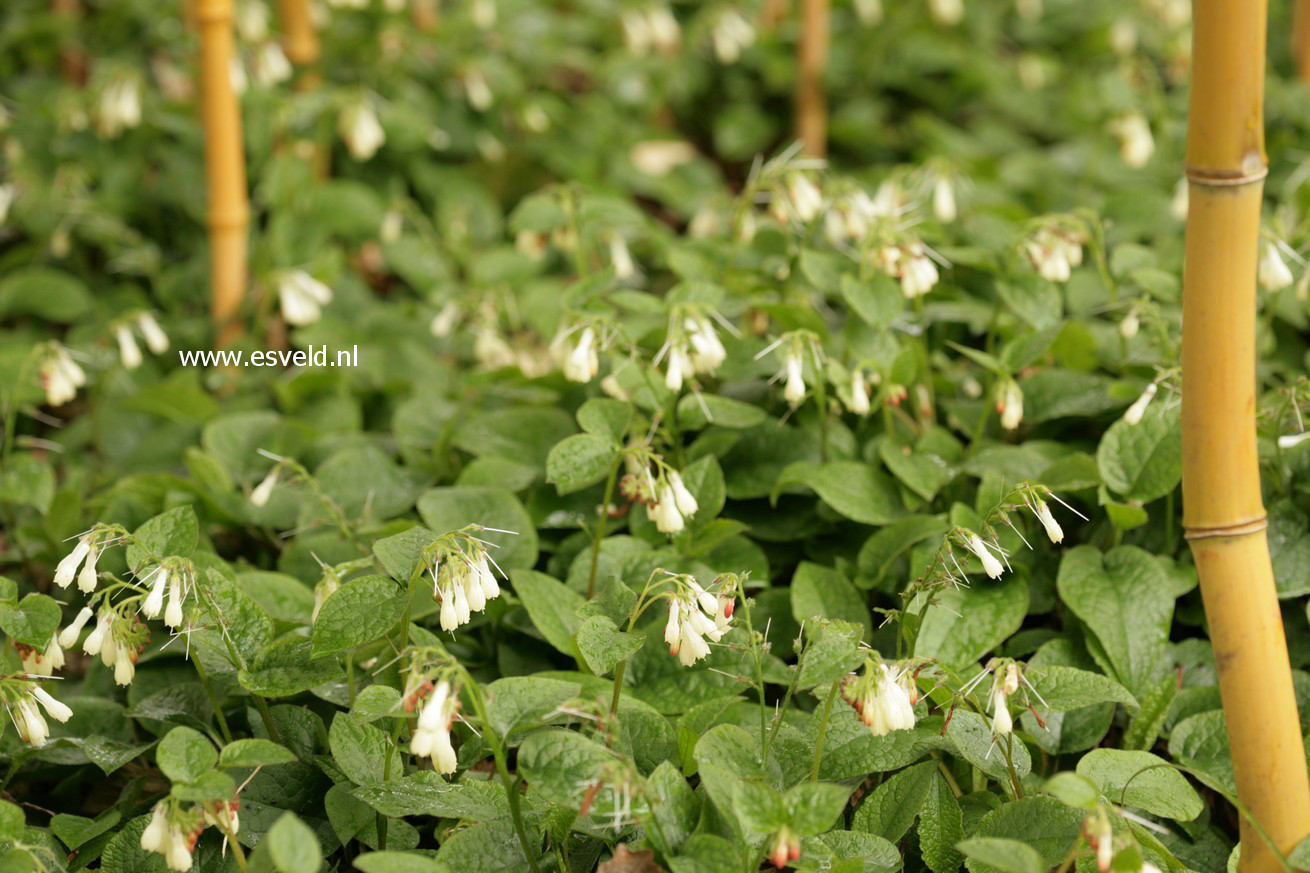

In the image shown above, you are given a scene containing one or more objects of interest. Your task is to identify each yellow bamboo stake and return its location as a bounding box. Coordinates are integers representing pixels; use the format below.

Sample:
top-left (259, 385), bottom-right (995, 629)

top-left (1182, 1), bottom-right (1310, 869)
top-left (277, 0), bottom-right (322, 93)
top-left (1294, 0), bottom-right (1310, 83)
top-left (196, 0), bottom-right (249, 348)
top-left (795, 0), bottom-right (829, 158)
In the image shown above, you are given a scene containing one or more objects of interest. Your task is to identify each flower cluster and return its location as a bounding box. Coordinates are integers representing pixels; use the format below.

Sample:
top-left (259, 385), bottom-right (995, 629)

top-left (552, 321), bottom-right (605, 384)
top-left (659, 306), bottom-right (728, 391)
top-left (428, 531), bottom-right (505, 632)
top-left (619, 456), bottom-right (699, 535)
top-left (662, 574), bottom-right (736, 666)
top-left (114, 312), bottom-right (171, 370)
top-left (83, 609), bottom-right (151, 686)
top-left (842, 659), bottom-right (918, 736)
top-left (1024, 224), bottom-right (1085, 282)
top-left (6, 684), bottom-right (74, 747)
top-left (277, 269), bottom-right (335, 326)
top-left (875, 240), bottom-right (941, 299)
top-left (408, 678), bottom-right (460, 774)
top-left (141, 801), bottom-right (206, 872)
top-left (620, 4), bottom-right (681, 56)
top-left (768, 825), bottom-right (802, 869)
top-left (40, 343), bottom-right (87, 407)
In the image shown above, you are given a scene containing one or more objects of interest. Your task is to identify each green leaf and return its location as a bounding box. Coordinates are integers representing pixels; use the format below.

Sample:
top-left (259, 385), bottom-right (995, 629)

top-left (784, 783), bottom-right (849, 836)
top-left (775, 461), bottom-right (905, 525)
top-left (100, 814), bottom-right (167, 873)
top-left (1121, 673), bottom-right (1176, 751)
top-left (1056, 546), bottom-right (1173, 698)
top-left (790, 563), bottom-right (871, 641)
top-left (511, 569), bottom-right (585, 658)
top-left (416, 487), bottom-right (538, 569)
top-left (50, 810), bottom-right (120, 850)
top-left (575, 615), bottom-right (645, 676)
top-left (915, 575), bottom-right (1028, 667)
top-left (0, 455), bottom-right (54, 514)
top-left (676, 394), bottom-right (769, 430)
top-left (796, 620), bottom-right (864, 690)
top-left (0, 268), bottom-right (92, 322)
top-left (125, 506), bottom-right (199, 575)
top-left (851, 761), bottom-right (936, 842)
top-left (329, 713), bottom-right (404, 787)
top-left (577, 398), bottom-right (632, 441)
top-left (236, 571), bottom-right (316, 625)
top-left (240, 638), bottom-right (345, 697)
top-left (879, 441), bottom-right (955, 502)
top-left (1167, 710), bottom-right (1234, 795)
top-left (1040, 773), bottom-right (1100, 810)
top-left (435, 820), bottom-right (530, 873)
top-left (957, 838), bottom-right (1045, 873)
top-left (354, 772), bottom-right (508, 820)
top-left (841, 272), bottom-right (903, 328)
top-left (205, 570), bottom-right (275, 658)
top-left (943, 710), bottom-right (1031, 783)
top-left (965, 797), bottom-right (1082, 873)
top-left (171, 769), bottom-right (236, 803)
top-left (311, 575), bottom-right (407, 657)
top-left (351, 685), bottom-right (403, 723)
top-left (1096, 404), bottom-right (1182, 502)
top-left (264, 812), bottom-right (323, 873)
top-left (372, 526), bottom-right (437, 585)
top-left (919, 774), bottom-right (964, 873)
top-left (156, 726), bottom-right (218, 784)
top-left (1024, 665), bottom-right (1138, 712)
top-left (0, 593), bottom-right (61, 648)
top-left (0, 803), bottom-right (24, 843)
top-left (732, 781), bottom-right (787, 833)
top-left (1075, 749), bottom-right (1202, 820)
top-left (482, 677), bottom-right (580, 737)
top-left (645, 762), bottom-right (700, 856)
top-left (354, 852), bottom-right (446, 873)
top-left (546, 434), bottom-right (617, 495)
top-left (219, 739), bottom-right (297, 768)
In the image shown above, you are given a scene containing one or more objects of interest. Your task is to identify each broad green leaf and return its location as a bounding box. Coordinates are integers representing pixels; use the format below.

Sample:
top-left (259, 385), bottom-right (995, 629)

top-left (1077, 749), bottom-right (1202, 820)
top-left (1121, 674), bottom-right (1176, 751)
top-left (784, 782), bottom-right (850, 836)
top-left (841, 272), bottom-right (903, 328)
top-left (482, 677), bottom-right (580, 737)
top-left (354, 772), bottom-right (508, 820)
top-left (311, 575), bottom-right (407, 657)
top-left (435, 819), bottom-right (531, 873)
top-left (1056, 546), bottom-right (1173, 698)
top-left (775, 461), bottom-right (905, 526)
top-left (0, 268), bottom-right (92, 322)
top-left (1167, 710), bottom-right (1234, 795)
top-left (220, 739), bottom-right (297, 768)
top-left (0, 593), bottom-right (61, 648)
top-left (126, 506), bottom-right (199, 575)
top-left (51, 810), bottom-right (121, 850)
top-left (958, 838), bottom-right (1045, 873)
top-left (1040, 773), bottom-right (1100, 810)
top-left (919, 774), bottom-right (964, 873)
top-left (156, 726), bottom-right (217, 784)
top-left (546, 434), bottom-right (617, 495)
top-left (329, 713), bottom-right (404, 787)
top-left (0, 803), bottom-right (24, 843)
top-left (915, 575), bottom-right (1028, 666)
top-left (1096, 404), bottom-right (1182, 502)
top-left (790, 563), bottom-right (871, 641)
top-left (796, 620), bottom-right (864, 690)
top-left (264, 812), bottom-right (323, 873)
top-left (577, 398), bottom-right (632, 441)
top-left (416, 487), bottom-right (538, 569)
top-left (372, 526), bottom-right (437, 585)
top-left (575, 615), bottom-right (645, 675)
top-left (645, 762), bottom-right (700, 857)
top-left (851, 761), bottom-right (936, 842)
top-left (518, 728), bottom-right (614, 810)
top-left (731, 780), bottom-right (787, 833)
top-left (1024, 665), bottom-right (1138, 712)
top-left (351, 685), bottom-right (403, 723)
top-left (239, 639), bottom-right (344, 697)
top-left (0, 455), bottom-right (54, 514)
top-left (965, 797), bottom-right (1082, 873)
top-left (511, 569), bottom-right (585, 657)
top-left (354, 852), bottom-right (446, 873)
top-left (676, 394), bottom-right (769, 430)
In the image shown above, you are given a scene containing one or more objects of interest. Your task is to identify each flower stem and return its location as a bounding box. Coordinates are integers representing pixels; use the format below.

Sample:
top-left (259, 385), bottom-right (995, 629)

top-left (809, 681), bottom-right (839, 782)
top-left (463, 675), bottom-right (542, 873)
top-left (587, 454), bottom-right (622, 599)
top-left (192, 656), bottom-right (233, 744)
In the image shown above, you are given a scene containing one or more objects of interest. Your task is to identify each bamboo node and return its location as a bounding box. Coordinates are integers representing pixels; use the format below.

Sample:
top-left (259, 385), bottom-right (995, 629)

top-left (1183, 516), bottom-right (1268, 540)
top-left (1184, 162), bottom-right (1268, 188)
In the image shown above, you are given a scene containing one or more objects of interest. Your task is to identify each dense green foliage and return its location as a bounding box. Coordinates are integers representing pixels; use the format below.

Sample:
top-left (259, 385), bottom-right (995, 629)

top-left (5, 0), bottom-right (1310, 871)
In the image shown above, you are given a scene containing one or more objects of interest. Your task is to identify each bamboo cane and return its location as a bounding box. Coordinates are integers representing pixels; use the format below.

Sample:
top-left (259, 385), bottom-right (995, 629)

top-left (196, 0), bottom-right (249, 348)
top-left (795, 0), bottom-right (829, 158)
top-left (277, 0), bottom-right (321, 93)
top-left (1294, 0), bottom-right (1310, 82)
top-left (1182, 1), bottom-right (1310, 869)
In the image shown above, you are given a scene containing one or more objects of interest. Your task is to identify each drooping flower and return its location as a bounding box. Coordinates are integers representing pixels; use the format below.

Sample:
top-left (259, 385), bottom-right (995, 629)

top-left (648, 485), bottom-right (686, 534)
top-left (277, 270), bottom-right (333, 326)
top-left (339, 102), bottom-right (386, 161)
top-left (116, 325), bottom-right (144, 370)
top-left (32, 686), bottom-right (73, 723)
top-left (899, 243), bottom-right (941, 299)
top-left (847, 369), bottom-right (872, 416)
top-left (53, 538), bottom-right (93, 589)
top-left (410, 680), bottom-right (459, 774)
top-left (1110, 112), bottom-right (1154, 168)
top-left (1032, 499), bottom-right (1063, 544)
top-left (12, 696), bottom-right (49, 746)
top-left (646, 4), bottom-right (681, 53)
top-left (1119, 308), bottom-right (1139, 339)
top-left (932, 176), bottom-right (957, 223)
top-left (663, 344), bottom-right (693, 392)
top-left (783, 347), bottom-right (806, 406)
top-left (1123, 382), bottom-right (1157, 425)
top-left (138, 313), bottom-right (170, 355)
top-left (608, 234), bottom-right (637, 281)
top-left (252, 41), bottom-right (293, 88)
top-left (40, 344), bottom-right (87, 407)
top-left (928, 0), bottom-right (964, 25)
top-left (77, 543), bottom-right (102, 593)
top-left (1278, 432), bottom-right (1310, 450)
top-left (685, 315), bottom-right (727, 373)
top-left (784, 173), bottom-right (823, 223)
top-left (561, 326), bottom-right (600, 384)
top-left (1258, 240), bottom-right (1295, 292)
top-left (668, 471), bottom-right (699, 518)
top-left (164, 573), bottom-right (186, 628)
top-left (250, 467), bottom-right (280, 507)
top-left (768, 826), bottom-right (802, 869)
top-left (663, 574), bottom-right (736, 667)
top-left (98, 77), bottom-right (142, 138)
top-left (711, 9), bottom-right (756, 64)
top-left (990, 683), bottom-right (1013, 736)
top-left (966, 533), bottom-right (1005, 579)
top-left (140, 802), bottom-right (203, 873)
top-left (142, 567), bottom-right (169, 619)
top-left (996, 379), bottom-right (1024, 431)
top-left (58, 606), bottom-right (95, 647)
top-left (630, 140), bottom-right (697, 177)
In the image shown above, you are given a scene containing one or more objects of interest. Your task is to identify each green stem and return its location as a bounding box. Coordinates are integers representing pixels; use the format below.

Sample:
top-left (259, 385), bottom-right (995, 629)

top-left (464, 677), bottom-right (542, 873)
top-left (809, 681), bottom-right (839, 782)
top-left (252, 695), bottom-right (282, 745)
top-left (609, 660), bottom-right (627, 717)
top-left (220, 820), bottom-right (248, 872)
top-left (193, 657), bottom-right (233, 744)
top-left (587, 454), bottom-right (622, 599)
